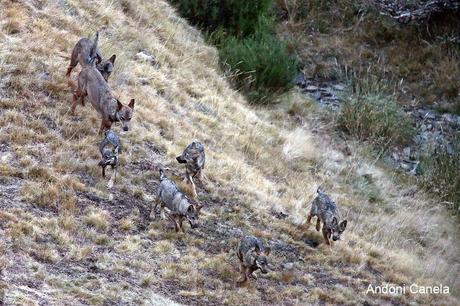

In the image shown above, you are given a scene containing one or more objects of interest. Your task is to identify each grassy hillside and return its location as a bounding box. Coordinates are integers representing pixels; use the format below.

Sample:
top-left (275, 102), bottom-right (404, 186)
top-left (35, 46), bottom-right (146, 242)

top-left (0, 0), bottom-right (458, 305)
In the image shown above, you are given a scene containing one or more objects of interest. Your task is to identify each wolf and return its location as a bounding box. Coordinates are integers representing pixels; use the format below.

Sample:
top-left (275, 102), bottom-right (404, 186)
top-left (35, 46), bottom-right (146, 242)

top-left (176, 141), bottom-right (205, 198)
top-left (236, 236), bottom-right (271, 285)
top-left (152, 169), bottom-right (203, 232)
top-left (307, 188), bottom-right (347, 245)
top-left (98, 129), bottom-right (121, 187)
top-left (72, 64), bottom-right (135, 134)
top-left (66, 31), bottom-right (117, 82)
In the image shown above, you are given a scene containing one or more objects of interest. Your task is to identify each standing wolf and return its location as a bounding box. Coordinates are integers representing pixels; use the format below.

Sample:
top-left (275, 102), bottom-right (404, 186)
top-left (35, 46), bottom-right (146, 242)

top-left (66, 31), bottom-right (117, 82)
top-left (98, 129), bottom-right (121, 188)
top-left (307, 189), bottom-right (347, 245)
top-left (176, 141), bottom-right (205, 199)
top-left (152, 169), bottom-right (203, 232)
top-left (236, 236), bottom-right (271, 285)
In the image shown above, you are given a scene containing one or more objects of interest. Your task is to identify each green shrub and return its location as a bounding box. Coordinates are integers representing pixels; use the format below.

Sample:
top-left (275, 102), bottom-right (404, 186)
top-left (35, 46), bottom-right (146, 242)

top-left (418, 135), bottom-right (460, 211)
top-left (169, 0), bottom-right (274, 37)
top-left (338, 93), bottom-right (414, 147)
top-left (219, 30), bottom-right (298, 103)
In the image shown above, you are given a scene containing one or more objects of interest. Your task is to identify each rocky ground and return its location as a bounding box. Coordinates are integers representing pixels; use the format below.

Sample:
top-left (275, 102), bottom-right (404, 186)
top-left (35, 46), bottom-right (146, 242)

top-left (295, 72), bottom-right (460, 176)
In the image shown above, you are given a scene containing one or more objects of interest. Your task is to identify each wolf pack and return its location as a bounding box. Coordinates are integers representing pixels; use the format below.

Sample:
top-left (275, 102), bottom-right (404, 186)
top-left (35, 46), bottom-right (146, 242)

top-left (66, 31), bottom-right (348, 286)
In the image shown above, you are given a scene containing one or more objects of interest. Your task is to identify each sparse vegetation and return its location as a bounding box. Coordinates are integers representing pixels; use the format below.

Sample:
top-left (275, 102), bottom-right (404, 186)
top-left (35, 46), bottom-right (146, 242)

top-left (419, 134), bottom-right (460, 209)
top-left (279, 0), bottom-right (460, 113)
top-left (338, 93), bottom-right (414, 147)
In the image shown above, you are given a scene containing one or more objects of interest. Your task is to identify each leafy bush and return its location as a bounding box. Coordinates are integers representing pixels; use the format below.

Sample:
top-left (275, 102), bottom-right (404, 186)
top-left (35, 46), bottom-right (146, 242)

top-left (338, 94), bottom-right (414, 147)
top-left (171, 0), bottom-right (298, 103)
top-left (219, 30), bottom-right (298, 103)
top-left (169, 0), bottom-right (274, 37)
top-left (418, 135), bottom-right (460, 210)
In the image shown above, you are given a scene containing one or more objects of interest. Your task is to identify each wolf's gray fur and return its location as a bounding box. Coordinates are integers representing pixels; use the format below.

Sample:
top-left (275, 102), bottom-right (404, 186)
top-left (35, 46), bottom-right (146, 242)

top-left (72, 64), bottom-right (135, 134)
top-left (153, 169), bottom-right (203, 232)
top-left (98, 129), bottom-right (121, 178)
top-left (307, 189), bottom-right (347, 245)
top-left (236, 236), bottom-right (271, 285)
top-left (66, 31), bottom-right (117, 82)
top-left (176, 141), bottom-right (205, 198)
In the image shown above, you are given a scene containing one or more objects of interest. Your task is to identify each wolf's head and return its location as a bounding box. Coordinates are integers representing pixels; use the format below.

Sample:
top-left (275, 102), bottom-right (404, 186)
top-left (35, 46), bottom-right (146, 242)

top-left (329, 217), bottom-right (347, 241)
top-left (115, 99), bottom-right (135, 131)
top-left (253, 247), bottom-right (271, 274)
top-left (96, 54), bottom-right (116, 82)
top-left (184, 203), bottom-right (203, 229)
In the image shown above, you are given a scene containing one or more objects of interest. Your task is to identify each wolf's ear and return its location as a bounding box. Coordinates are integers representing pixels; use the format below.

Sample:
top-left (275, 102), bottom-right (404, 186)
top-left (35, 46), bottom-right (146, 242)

top-left (96, 54), bottom-right (102, 64)
top-left (117, 99), bottom-right (123, 111)
top-left (128, 99), bottom-right (135, 109)
top-left (109, 54), bottom-right (116, 64)
top-left (332, 217), bottom-right (338, 227)
top-left (264, 247), bottom-right (271, 256)
top-left (340, 220), bottom-right (347, 232)
top-left (187, 205), bottom-right (195, 213)
top-left (196, 203), bottom-right (204, 211)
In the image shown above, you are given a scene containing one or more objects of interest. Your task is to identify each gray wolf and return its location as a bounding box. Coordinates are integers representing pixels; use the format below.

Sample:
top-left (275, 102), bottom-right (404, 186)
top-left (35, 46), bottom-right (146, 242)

top-left (307, 188), bottom-right (347, 245)
top-left (236, 236), bottom-right (271, 285)
top-left (66, 31), bottom-right (117, 82)
top-left (176, 141), bottom-right (205, 198)
top-left (98, 129), bottom-right (121, 186)
top-left (72, 65), bottom-right (134, 134)
top-left (152, 169), bottom-right (203, 232)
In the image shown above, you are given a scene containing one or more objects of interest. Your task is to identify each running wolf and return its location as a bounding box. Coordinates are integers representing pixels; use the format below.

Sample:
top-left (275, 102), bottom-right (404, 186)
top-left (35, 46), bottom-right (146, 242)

top-left (307, 189), bottom-right (347, 245)
top-left (72, 64), bottom-right (135, 134)
top-left (236, 236), bottom-right (271, 285)
top-left (152, 169), bottom-right (203, 232)
top-left (176, 141), bottom-right (205, 198)
top-left (98, 129), bottom-right (121, 179)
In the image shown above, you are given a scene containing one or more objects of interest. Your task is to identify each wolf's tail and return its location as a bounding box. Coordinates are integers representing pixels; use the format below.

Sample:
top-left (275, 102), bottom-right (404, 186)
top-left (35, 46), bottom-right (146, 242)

top-left (88, 31), bottom-right (99, 65)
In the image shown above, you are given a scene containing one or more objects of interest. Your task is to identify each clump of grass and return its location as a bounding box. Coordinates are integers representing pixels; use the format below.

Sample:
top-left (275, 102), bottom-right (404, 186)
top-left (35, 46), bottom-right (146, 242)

top-left (418, 134), bottom-right (460, 210)
top-left (338, 93), bottom-right (414, 147)
top-left (219, 29), bottom-right (298, 103)
top-left (84, 208), bottom-right (111, 232)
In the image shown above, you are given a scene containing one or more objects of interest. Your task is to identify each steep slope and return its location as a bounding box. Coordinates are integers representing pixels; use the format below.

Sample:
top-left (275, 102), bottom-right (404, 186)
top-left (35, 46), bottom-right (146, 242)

top-left (0, 0), bottom-right (458, 305)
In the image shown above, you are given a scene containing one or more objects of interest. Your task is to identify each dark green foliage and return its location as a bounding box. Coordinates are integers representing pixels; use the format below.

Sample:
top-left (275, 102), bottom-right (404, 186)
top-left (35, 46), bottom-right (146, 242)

top-left (170, 0), bottom-right (298, 103)
top-left (219, 30), bottom-right (298, 103)
top-left (169, 0), bottom-right (274, 37)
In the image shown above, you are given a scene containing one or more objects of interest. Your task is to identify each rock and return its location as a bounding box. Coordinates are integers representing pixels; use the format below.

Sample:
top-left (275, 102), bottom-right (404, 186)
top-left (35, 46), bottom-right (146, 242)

top-left (281, 262), bottom-right (295, 270)
top-left (134, 51), bottom-right (156, 65)
top-left (418, 109), bottom-right (436, 120)
top-left (403, 147), bottom-right (411, 159)
top-left (294, 72), bottom-right (306, 88)
top-left (272, 239), bottom-right (296, 252)
top-left (305, 85), bottom-right (319, 92)
top-left (409, 161), bottom-right (420, 176)
top-left (38, 72), bottom-right (50, 81)
top-left (138, 78), bottom-right (150, 85)
top-left (400, 162), bottom-right (412, 171)
top-left (332, 84), bottom-right (345, 91)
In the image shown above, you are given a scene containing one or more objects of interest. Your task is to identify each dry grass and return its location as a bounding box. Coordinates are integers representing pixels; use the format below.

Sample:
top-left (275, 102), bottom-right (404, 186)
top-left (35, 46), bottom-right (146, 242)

top-left (0, 0), bottom-right (458, 305)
